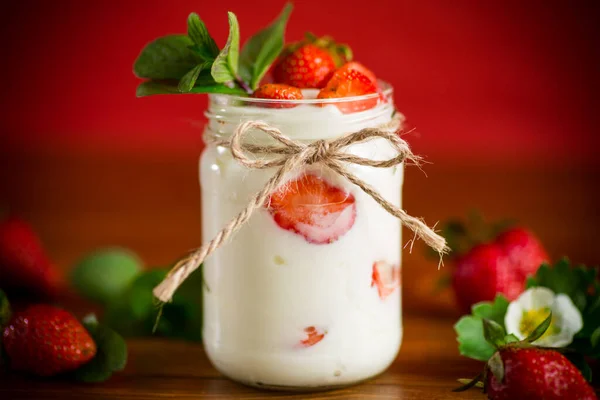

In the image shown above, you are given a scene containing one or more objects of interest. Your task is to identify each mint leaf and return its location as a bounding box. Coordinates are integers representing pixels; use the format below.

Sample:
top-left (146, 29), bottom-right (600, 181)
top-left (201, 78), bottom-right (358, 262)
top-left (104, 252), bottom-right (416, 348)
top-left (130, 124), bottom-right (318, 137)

top-left (178, 62), bottom-right (211, 93)
top-left (73, 314), bottom-right (127, 383)
top-left (136, 80), bottom-right (247, 97)
top-left (211, 12), bottom-right (240, 83)
top-left (187, 13), bottom-right (219, 60)
top-left (239, 3), bottom-right (293, 89)
top-left (134, 35), bottom-right (202, 80)
top-left (482, 318), bottom-right (507, 348)
top-left (455, 316), bottom-right (496, 361)
top-left (472, 294), bottom-right (509, 328)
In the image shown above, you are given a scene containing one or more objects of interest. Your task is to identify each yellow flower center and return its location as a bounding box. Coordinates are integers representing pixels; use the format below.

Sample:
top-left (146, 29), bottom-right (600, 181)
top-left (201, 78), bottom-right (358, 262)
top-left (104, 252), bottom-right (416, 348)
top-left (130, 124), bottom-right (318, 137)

top-left (519, 307), bottom-right (560, 339)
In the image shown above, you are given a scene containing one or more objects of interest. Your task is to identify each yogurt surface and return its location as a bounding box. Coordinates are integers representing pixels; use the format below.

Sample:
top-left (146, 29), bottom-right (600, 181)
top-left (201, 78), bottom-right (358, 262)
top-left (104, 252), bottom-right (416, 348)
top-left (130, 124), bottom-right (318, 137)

top-left (200, 94), bottom-right (403, 388)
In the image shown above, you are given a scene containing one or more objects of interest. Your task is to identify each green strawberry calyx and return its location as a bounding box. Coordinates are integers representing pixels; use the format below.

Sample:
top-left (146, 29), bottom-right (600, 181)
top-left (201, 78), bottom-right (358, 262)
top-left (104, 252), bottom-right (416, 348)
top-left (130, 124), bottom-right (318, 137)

top-left (453, 313), bottom-right (553, 393)
top-left (278, 32), bottom-right (353, 68)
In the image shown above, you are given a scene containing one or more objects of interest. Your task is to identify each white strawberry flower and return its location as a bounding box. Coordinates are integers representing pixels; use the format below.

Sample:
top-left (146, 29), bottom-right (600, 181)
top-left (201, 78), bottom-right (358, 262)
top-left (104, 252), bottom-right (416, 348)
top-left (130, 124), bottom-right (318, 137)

top-left (504, 287), bottom-right (583, 347)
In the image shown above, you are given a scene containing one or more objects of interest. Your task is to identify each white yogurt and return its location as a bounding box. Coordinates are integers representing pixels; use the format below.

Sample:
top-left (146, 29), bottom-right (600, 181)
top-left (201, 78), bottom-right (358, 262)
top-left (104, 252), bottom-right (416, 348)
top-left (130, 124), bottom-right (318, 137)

top-left (200, 92), bottom-right (402, 389)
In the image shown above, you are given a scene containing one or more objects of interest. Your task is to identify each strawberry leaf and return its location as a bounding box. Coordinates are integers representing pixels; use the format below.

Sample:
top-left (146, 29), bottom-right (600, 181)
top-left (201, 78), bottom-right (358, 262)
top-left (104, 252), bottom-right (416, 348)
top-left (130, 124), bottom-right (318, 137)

top-left (211, 12), bottom-right (240, 83)
top-left (528, 259), bottom-right (600, 340)
top-left (73, 314), bottom-right (127, 383)
top-left (524, 312), bottom-right (552, 343)
top-left (239, 3), bottom-right (293, 89)
top-left (472, 294), bottom-right (509, 327)
top-left (0, 289), bottom-right (10, 327)
top-left (455, 295), bottom-right (514, 361)
top-left (134, 35), bottom-right (203, 80)
top-left (455, 316), bottom-right (496, 361)
top-left (187, 13), bottom-right (219, 60)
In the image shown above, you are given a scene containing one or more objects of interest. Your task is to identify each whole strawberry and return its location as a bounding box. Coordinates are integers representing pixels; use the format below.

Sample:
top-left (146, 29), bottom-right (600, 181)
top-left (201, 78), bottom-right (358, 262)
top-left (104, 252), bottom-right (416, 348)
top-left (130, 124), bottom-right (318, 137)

top-left (2, 304), bottom-right (97, 376)
top-left (456, 315), bottom-right (597, 400)
top-left (486, 347), bottom-right (597, 400)
top-left (273, 43), bottom-right (336, 88)
top-left (443, 214), bottom-right (549, 312)
top-left (0, 216), bottom-right (59, 297)
top-left (252, 83), bottom-right (303, 108)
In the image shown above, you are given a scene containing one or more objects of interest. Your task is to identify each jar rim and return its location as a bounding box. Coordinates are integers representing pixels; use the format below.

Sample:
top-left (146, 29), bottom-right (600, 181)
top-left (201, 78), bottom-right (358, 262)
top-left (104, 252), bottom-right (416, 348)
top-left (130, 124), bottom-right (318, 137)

top-left (208, 80), bottom-right (393, 105)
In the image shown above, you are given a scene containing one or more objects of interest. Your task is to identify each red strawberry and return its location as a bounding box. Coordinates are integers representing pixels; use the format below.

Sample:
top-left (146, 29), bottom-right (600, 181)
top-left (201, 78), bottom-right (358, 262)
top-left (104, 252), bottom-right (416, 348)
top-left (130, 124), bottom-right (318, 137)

top-left (317, 68), bottom-right (379, 113)
top-left (251, 83), bottom-right (303, 108)
top-left (452, 227), bottom-right (548, 312)
top-left (273, 44), bottom-right (336, 89)
top-left (299, 326), bottom-right (325, 347)
top-left (371, 261), bottom-right (400, 300)
top-left (268, 174), bottom-right (356, 244)
top-left (0, 216), bottom-right (59, 298)
top-left (485, 347), bottom-right (597, 400)
top-left (338, 61), bottom-right (378, 86)
top-left (2, 304), bottom-right (97, 376)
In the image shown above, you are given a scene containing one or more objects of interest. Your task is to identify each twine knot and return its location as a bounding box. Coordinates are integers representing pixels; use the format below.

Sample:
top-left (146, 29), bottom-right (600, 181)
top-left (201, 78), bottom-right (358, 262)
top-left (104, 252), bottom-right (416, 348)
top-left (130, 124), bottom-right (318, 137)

top-left (153, 113), bottom-right (449, 303)
top-left (308, 140), bottom-right (330, 164)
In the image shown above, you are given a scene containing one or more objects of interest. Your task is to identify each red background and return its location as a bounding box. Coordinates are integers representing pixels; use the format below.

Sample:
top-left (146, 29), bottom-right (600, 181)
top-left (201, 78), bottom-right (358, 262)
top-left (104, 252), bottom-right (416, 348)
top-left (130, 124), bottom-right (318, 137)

top-left (0, 1), bottom-right (599, 314)
top-left (1, 0), bottom-right (598, 165)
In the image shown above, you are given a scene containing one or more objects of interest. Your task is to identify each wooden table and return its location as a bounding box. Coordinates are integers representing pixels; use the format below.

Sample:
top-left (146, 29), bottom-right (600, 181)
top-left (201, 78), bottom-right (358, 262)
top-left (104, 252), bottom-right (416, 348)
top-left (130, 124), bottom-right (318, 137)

top-left (1, 314), bottom-right (486, 400)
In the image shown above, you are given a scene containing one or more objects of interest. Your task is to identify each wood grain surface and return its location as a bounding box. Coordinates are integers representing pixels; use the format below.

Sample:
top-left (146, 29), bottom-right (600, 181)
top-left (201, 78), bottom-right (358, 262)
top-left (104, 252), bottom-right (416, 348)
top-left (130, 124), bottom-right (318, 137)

top-left (0, 146), bottom-right (598, 398)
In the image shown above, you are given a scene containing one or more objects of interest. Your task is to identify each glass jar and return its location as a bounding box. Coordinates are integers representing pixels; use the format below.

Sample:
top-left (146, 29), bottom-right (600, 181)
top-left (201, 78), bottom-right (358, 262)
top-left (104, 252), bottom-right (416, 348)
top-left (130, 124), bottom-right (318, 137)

top-left (200, 84), bottom-right (402, 390)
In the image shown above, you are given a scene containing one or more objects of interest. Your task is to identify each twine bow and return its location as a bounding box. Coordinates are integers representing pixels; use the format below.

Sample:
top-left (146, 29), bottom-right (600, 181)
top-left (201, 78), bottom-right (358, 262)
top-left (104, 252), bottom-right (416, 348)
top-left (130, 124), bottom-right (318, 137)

top-left (153, 114), bottom-right (449, 303)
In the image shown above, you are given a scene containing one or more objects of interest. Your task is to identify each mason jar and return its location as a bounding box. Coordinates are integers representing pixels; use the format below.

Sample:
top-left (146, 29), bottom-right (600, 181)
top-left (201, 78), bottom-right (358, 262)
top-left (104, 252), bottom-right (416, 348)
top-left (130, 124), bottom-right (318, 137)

top-left (200, 84), bottom-right (402, 390)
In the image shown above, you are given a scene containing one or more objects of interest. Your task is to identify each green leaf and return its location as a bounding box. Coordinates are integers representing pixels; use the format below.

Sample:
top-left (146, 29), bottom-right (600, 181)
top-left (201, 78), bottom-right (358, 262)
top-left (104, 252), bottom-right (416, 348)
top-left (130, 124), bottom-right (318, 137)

top-left (455, 316), bottom-right (497, 361)
top-left (0, 289), bottom-right (10, 327)
top-left (211, 12), bottom-right (240, 83)
top-left (136, 80), bottom-right (247, 97)
top-left (71, 248), bottom-right (143, 305)
top-left (178, 63), bottom-right (210, 93)
top-left (187, 13), bottom-right (219, 60)
top-left (591, 327), bottom-right (600, 348)
top-left (134, 35), bottom-right (202, 80)
top-left (472, 294), bottom-right (509, 327)
top-left (104, 267), bottom-right (204, 342)
top-left (0, 289), bottom-right (10, 368)
top-left (524, 312), bottom-right (552, 343)
top-left (482, 318), bottom-right (507, 348)
top-left (528, 259), bottom-right (600, 338)
top-left (73, 314), bottom-right (127, 383)
top-left (239, 3), bottom-right (293, 89)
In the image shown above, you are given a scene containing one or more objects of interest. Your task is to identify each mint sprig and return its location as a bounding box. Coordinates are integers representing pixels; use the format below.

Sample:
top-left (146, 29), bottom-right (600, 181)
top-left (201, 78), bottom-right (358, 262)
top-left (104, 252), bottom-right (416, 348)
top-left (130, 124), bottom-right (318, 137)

top-left (134, 3), bottom-right (293, 97)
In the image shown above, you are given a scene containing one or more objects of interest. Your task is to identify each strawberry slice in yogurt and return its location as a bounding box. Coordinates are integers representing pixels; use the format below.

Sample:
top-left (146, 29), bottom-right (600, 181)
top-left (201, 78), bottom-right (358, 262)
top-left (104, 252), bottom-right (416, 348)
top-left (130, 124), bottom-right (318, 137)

top-left (299, 326), bottom-right (326, 347)
top-left (268, 174), bottom-right (356, 244)
top-left (371, 261), bottom-right (400, 300)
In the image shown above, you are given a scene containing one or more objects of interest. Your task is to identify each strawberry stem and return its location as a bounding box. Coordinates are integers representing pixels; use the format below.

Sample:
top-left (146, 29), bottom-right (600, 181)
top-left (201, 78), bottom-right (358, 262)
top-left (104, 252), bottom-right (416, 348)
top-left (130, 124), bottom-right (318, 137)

top-left (235, 76), bottom-right (253, 95)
